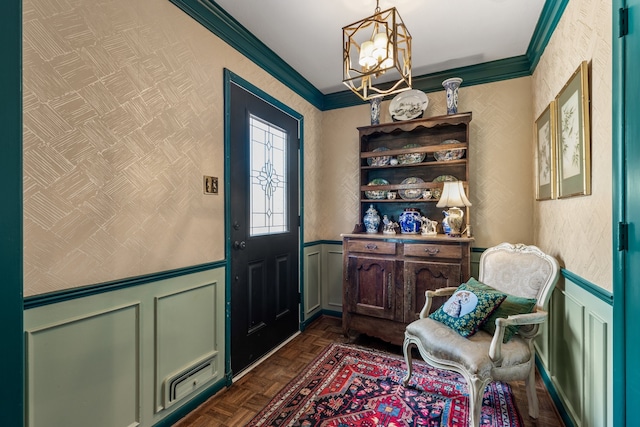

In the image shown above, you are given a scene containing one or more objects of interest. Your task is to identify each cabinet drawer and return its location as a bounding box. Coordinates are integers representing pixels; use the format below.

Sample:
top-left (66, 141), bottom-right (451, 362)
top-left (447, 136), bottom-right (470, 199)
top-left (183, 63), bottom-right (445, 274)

top-left (404, 243), bottom-right (461, 259)
top-left (347, 240), bottom-right (396, 255)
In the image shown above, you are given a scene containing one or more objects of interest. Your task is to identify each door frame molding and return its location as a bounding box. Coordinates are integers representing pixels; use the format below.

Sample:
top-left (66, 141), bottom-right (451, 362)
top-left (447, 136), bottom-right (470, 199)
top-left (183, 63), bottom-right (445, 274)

top-left (1, 0), bottom-right (23, 425)
top-left (223, 69), bottom-right (304, 379)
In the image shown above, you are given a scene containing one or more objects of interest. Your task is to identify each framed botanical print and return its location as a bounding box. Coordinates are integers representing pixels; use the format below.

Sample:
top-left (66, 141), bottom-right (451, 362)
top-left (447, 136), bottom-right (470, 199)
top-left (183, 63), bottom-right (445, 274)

top-left (555, 61), bottom-right (591, 198)
top-left (535, 101), bottom-right (556, 200)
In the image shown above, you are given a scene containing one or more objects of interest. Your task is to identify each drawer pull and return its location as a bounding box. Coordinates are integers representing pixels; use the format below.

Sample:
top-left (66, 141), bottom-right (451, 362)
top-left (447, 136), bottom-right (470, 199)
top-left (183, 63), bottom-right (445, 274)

top-left (424, 248), bottom-right (440, 255)
top-left (365, 243), bottom-right (378, 250)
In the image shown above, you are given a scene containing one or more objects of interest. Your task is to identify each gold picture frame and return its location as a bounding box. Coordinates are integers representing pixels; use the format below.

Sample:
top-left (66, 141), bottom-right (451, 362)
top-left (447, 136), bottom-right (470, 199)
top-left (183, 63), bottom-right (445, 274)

top-left (555, 61), bottom-right (591, 198)
top-left (535, 101), bottom-right (556, 201)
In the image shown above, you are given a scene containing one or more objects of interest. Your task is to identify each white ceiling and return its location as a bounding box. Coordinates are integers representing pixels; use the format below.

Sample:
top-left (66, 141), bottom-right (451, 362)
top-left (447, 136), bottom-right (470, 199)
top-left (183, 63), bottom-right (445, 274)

top-left (214, 0), bottom-right (546, 95)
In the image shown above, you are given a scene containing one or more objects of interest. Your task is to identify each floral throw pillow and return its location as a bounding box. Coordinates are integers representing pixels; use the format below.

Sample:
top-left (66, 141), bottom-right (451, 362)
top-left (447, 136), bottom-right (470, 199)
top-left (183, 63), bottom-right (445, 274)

top-left (429, 281), bottom-right (507, 337)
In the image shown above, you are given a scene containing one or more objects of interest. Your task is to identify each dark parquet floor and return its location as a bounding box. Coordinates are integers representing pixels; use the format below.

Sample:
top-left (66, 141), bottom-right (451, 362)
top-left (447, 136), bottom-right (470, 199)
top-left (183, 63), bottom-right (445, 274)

top-left (173, 316), bottom-right (565, 427)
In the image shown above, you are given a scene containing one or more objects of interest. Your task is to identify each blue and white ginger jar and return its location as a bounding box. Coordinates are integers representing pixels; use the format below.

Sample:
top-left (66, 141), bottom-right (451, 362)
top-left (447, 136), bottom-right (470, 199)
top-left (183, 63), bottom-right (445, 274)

top-left (363, 205), bottom-right (380, 233)
top-left (399, 208), bottom-right (422, 234)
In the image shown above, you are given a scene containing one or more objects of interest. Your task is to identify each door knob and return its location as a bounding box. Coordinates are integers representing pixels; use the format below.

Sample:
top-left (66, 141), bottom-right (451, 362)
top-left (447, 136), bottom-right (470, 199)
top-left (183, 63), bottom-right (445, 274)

top-left (233, 240), bottom-right (246, 250)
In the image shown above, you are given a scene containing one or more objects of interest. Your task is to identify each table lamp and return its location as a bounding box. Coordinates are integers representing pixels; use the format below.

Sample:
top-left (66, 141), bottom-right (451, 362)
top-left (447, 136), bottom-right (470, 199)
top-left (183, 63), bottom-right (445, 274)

top-left (436, 181), bottom-right (472, 237)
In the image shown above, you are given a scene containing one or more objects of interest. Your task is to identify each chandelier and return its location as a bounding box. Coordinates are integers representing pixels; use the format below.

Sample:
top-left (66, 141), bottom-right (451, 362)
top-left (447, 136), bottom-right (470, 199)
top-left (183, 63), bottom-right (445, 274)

top-left (342, 0), bottom-right (412, 101)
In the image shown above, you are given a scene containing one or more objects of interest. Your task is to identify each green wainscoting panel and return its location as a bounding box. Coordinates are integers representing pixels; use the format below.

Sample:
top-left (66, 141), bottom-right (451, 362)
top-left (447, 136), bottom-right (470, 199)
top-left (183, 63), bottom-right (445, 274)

top-left (535, 306), bottom-right (551, 370)
top-left (323, 244), bottom-right (344, 314)
top-left (537, 276), bottom-right (613, 427)
top-left (24, 268), bottom-right (226, 427)
top-left (303, 247), bottom-right (322, 319)
top-left (553, 290), bottom-right (585, 424)
top-left (155, 282), bottom-right (221, 412)
top-left (587, 311), bottom-right (609, 427)
top-left (26, 304), bottom-right (140, 427)
top-left (470, 249), bottom-right (482, 279)
top-left (301, 241), bottom-right (344, 326)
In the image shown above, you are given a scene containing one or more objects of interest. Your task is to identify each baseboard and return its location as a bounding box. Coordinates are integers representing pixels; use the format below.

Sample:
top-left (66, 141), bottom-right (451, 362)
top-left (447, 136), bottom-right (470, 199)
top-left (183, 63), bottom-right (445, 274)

top-left (535, 356), bottom-right (575, 427)
top-left (152, 377), bottom-right (227, 427)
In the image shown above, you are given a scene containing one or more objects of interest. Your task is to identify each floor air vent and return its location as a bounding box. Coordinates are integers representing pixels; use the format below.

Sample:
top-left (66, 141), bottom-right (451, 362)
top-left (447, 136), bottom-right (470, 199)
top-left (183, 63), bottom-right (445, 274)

top-left (163, 353), bottom-right (217, 408)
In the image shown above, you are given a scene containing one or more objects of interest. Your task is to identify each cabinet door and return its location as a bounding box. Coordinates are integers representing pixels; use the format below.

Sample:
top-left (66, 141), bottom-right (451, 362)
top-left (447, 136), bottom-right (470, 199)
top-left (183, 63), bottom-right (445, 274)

top-left (346, 256), bottom-right (397, 320)
top-left (404, 261), bottom-right (461, 322)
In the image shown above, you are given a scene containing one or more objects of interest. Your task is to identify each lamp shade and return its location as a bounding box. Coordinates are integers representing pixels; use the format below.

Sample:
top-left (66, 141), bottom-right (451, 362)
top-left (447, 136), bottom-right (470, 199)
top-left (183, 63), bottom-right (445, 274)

top-left (436, 181), bottom-right (472, 208)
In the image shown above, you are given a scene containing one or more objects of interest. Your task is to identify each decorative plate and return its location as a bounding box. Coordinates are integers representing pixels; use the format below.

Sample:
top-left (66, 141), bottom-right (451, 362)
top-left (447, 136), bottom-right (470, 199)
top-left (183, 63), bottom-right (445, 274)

top-left (367, 147), bottom-right (391, 166)
top-left (398, 177), bottom-right (424, 200)
top-left (389, 90), bottom-right (429, 121)
top-left (365, 178), bottom-right (389, 199)
top-left (433, 174), bottom-right (458, 183)
top-left (397, 143), bottom-right (426, 165)
top-left (434, 139), bottom-right (466, 162)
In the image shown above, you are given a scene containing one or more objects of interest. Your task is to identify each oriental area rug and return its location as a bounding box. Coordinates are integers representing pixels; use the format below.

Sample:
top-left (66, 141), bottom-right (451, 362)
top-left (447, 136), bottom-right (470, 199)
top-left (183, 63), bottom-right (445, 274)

top-left (246, 343), bottom-right (523, 427)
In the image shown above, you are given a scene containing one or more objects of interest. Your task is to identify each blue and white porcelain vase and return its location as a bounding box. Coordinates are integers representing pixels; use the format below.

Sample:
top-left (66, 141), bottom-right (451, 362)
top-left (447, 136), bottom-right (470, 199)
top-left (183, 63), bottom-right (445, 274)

top-left (399, 208), bottom-right (422, 234)
top-left (442, 77), bottom-right (463, 115)
top-left (363, 204), bottom-right (380, 233)
top-left (370, 97), bottom-right (382, 125)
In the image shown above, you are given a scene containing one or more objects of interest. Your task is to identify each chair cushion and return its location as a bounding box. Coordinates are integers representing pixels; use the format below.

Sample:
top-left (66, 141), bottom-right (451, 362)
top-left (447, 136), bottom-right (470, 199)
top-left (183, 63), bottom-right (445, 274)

top-left (428, 281), bottom-right (506, 337)
top-left (464, 278), bottom-right (538, 343)
top-left (406, 317), bottom-right (532, 378)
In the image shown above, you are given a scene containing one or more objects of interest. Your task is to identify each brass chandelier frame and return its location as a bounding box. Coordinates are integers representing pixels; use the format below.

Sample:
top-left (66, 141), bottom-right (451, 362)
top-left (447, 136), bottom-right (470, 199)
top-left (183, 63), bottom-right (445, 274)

top-left (342, 4), bottom-right (412, 101)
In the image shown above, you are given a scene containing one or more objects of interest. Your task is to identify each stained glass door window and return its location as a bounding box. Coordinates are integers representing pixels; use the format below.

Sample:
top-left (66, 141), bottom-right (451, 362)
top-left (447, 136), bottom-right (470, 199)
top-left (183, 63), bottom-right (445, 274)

top-left (249, 114), bottom-right (288, 236)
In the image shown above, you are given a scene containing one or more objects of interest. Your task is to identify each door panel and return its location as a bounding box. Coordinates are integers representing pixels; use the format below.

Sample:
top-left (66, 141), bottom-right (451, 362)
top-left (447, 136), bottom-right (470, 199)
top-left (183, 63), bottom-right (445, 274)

top-left (229, 82), bottom-right (300, 374)
top-left (275, 253), bottom-right (293, 318)
top-left (404, 261), bottom-right (461, 322)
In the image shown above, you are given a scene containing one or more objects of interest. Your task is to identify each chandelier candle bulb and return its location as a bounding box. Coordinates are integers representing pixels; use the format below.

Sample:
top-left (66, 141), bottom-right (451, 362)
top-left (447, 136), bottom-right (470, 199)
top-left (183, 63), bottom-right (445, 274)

top-left (359, 41), bottom-right (375, 67)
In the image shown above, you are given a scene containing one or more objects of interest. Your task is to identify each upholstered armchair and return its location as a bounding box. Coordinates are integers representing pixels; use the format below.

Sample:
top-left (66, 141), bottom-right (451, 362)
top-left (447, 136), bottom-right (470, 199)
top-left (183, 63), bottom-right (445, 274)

top-left (402, 243), bottom-right (560, 427)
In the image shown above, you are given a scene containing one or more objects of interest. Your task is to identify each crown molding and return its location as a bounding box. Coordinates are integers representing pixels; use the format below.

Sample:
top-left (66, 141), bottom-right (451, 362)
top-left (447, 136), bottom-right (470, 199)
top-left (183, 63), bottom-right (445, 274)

top-left (170, 0), bottom-right (325, 109)
top-left (170, 0), bottom-right (566, 111)
top-left (526, 0), bottom-right (570, 72)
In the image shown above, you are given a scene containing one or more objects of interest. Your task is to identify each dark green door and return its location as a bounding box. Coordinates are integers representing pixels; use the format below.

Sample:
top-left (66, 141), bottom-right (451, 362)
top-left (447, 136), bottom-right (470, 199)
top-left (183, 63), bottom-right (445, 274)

top-left (229, 81), bottom-right (300, 375)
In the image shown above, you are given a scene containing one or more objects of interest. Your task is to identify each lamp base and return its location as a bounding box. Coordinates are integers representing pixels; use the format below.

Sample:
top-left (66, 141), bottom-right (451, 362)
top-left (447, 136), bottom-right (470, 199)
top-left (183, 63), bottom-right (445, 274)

top-left (442, 207), bottom-right (464, 237)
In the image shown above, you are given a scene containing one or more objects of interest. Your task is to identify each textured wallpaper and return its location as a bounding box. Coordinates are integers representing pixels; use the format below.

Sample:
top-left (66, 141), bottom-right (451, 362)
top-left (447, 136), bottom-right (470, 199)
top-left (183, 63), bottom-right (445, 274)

top-left (532, 0), bottom-right (612, 290)
top-left (23, 0), bottom-right (611, 296)
top-left (22, 0), bottom-right (322, 295)
top-left (321, 77), bottom-right (535, 249)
